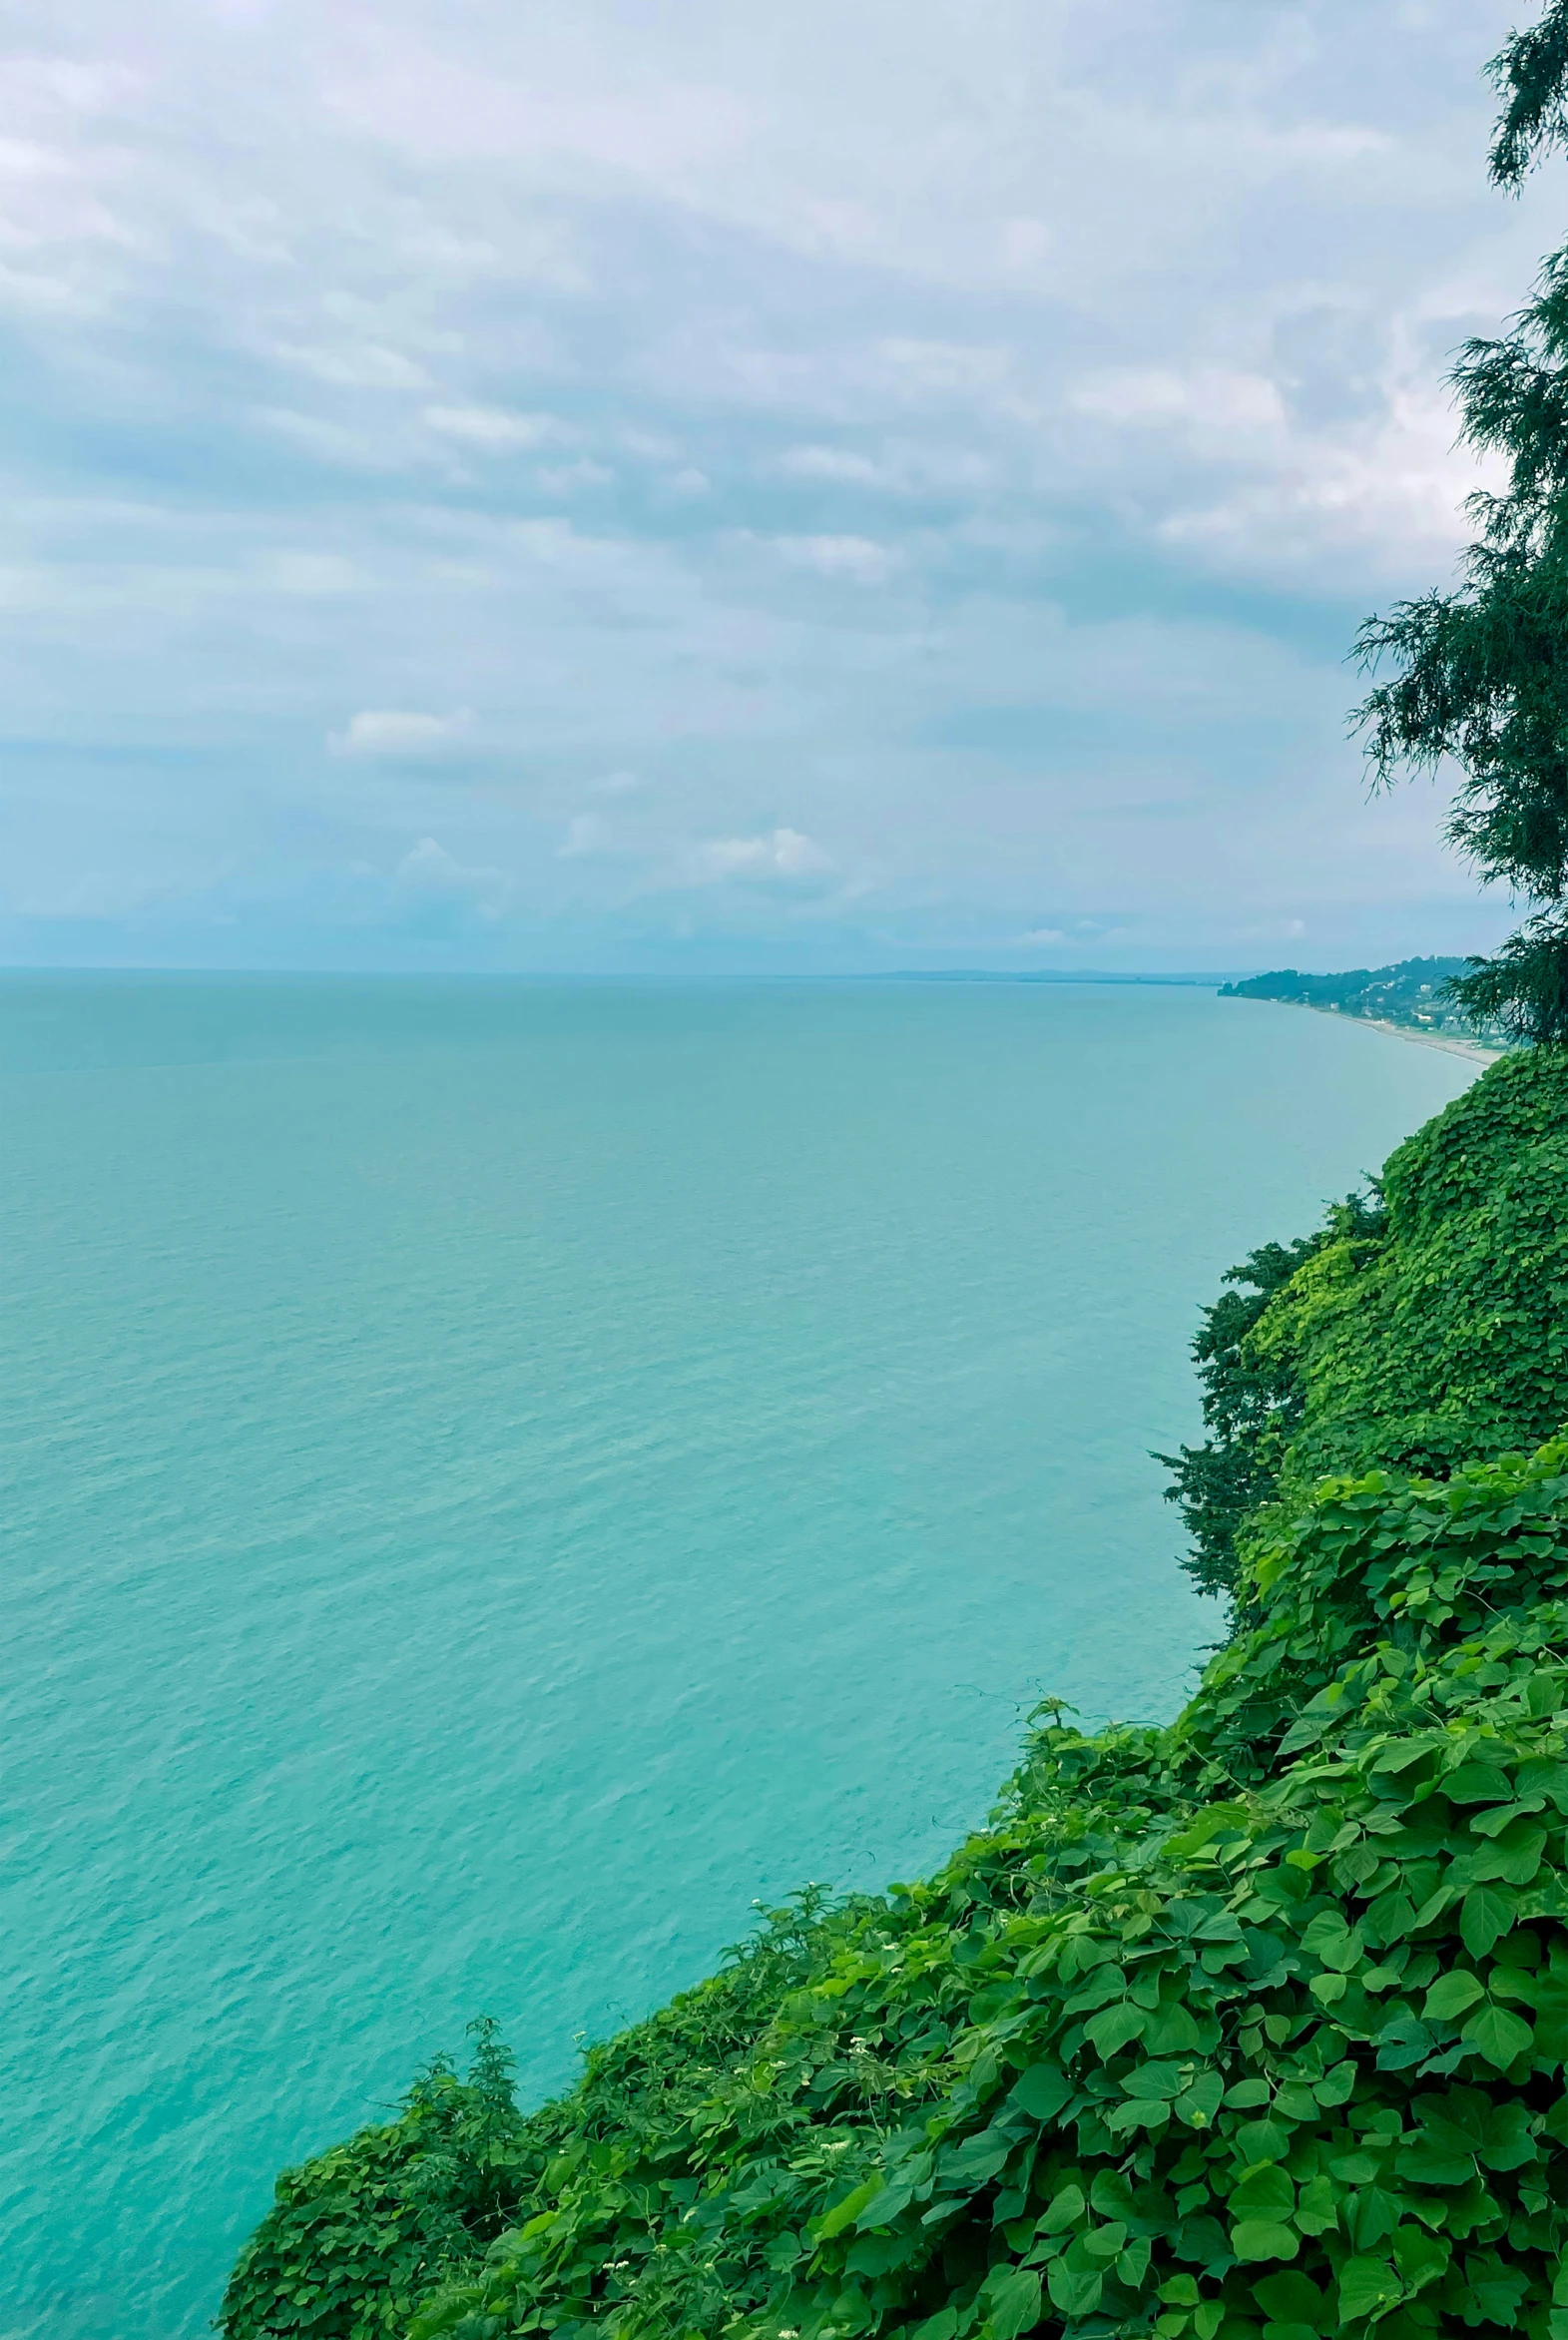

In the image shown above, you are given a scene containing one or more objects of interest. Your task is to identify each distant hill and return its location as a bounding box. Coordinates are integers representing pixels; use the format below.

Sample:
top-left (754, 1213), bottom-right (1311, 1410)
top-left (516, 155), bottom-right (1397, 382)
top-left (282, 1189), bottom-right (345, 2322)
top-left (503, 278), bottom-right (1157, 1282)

top-left (1218, 955), bottom-right (1504, 1046)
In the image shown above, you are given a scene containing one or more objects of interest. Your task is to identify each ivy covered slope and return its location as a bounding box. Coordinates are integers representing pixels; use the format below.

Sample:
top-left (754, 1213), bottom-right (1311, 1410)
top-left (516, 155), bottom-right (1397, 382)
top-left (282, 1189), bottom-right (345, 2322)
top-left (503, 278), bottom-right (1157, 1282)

top-left (223, 1051), bottom-right (1568, 2340)
top-left (1162, 1048), bottom-right (1568, 1601)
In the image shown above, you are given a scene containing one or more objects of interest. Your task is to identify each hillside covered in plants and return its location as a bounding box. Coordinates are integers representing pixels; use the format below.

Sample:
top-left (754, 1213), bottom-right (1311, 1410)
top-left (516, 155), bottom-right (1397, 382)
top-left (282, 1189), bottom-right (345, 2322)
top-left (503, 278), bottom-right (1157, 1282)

top-left (224, 1047), bottom-right (1568, 2340)
top-left (1216, 964), bottom-right (1500, 1051)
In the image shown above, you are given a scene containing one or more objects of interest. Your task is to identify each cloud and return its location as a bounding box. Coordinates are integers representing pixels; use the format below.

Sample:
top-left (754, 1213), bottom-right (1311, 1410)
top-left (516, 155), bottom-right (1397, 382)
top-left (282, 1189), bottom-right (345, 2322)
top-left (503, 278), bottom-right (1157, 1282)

top-left (536, 457), bottom-right (614, 495)
top-left (1072, 368), bottom-right (1287, 434)
top-left (0, 0), bottom-right (1548, 974)
top-left (393, 836), bottom-right (508, 918)
top-left (423, 403), bottom-right (565, 450)
top-left (778, 445), bottom-right (887, 485)
top-left (691, 829), bottom-right (833, 883)
top-left (557, 812), bottom-right (618, 858)
top-left (329, 709), bottom-right (474, 760)
top-left (771, 534), bottom-right (901, 584)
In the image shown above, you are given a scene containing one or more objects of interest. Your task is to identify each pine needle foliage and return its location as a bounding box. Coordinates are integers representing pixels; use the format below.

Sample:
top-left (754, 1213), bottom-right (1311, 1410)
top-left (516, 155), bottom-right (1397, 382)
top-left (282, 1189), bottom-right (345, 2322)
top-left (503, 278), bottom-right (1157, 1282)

top-left (222, 1051), bottom-right (1568, 2340)
top-left (1350, 3), bottom-right (1568, 1040)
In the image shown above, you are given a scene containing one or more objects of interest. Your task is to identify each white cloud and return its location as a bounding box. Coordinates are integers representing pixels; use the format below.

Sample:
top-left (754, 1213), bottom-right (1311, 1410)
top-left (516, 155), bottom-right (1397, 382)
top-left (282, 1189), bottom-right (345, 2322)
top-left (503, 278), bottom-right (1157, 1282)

top-left (1072, 368), bottom-right (1287, 433)
top-left (269, 340), bottom-right (430, 390)
top-left (557, 812), bottom-right (617, 857)
top-left (771, 534), bottom-right (900, 584)
top-left (329, 709), bottom-right (474, 759)
top-left (423, 403), bottom-right (566, 450)
top-left (691, 828), bottom-right (832, 882)
top-left (778, 444), bottom-right (887, 485)
top-left (0, 0), bottom-right (1547, 972)
top-left (393, 836), bottom-right (508, 916)
top-left (536, 457), bottom-right (614, 495)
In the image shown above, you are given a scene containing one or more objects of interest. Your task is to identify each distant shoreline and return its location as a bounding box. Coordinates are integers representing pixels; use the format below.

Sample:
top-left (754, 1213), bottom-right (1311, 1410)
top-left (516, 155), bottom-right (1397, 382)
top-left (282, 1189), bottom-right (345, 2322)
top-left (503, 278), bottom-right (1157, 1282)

top-left (1292, 1001), bottom-right (1502, 1065)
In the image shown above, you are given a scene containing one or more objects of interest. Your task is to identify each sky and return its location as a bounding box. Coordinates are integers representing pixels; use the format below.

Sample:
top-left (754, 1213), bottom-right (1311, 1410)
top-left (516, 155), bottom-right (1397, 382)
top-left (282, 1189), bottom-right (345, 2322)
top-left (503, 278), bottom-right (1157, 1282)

top-left (1, 0), bottom-right (1565, 975)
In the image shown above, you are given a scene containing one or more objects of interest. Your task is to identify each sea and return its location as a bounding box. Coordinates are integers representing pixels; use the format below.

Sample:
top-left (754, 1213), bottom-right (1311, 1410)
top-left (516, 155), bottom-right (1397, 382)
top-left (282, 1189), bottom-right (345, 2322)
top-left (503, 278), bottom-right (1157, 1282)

top-left (0, 973), bottom-right (1479, 2338)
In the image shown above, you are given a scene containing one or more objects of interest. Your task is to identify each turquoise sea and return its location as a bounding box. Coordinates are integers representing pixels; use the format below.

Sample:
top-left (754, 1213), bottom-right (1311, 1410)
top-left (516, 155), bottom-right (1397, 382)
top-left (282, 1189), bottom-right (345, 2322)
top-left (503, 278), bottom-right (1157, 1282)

top-left (0, 974), bottom-right (1479, 2338)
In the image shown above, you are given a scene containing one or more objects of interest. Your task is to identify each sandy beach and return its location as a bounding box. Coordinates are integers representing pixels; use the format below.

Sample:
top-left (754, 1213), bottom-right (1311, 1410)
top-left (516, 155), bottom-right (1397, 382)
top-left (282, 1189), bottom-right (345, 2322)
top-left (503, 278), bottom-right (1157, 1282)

top-left (1317, 1006), bottom-right (1503, 1065)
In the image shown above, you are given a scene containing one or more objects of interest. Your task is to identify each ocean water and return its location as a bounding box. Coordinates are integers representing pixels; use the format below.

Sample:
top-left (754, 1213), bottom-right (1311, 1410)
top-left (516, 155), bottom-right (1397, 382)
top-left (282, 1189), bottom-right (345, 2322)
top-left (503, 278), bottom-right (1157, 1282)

top-left (0, 974), bottom-right (1478, 2339)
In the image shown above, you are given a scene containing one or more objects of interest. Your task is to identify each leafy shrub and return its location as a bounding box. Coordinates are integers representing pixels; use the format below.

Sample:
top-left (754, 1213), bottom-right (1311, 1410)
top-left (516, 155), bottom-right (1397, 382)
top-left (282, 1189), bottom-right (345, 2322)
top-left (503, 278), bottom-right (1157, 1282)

top-left (1156, 1207), bottom-right (1380, 1602)
top-left (220, 2021), bottom-right (525, 2338)
top-left (1164, 1050), bottom-right (1568, 1599)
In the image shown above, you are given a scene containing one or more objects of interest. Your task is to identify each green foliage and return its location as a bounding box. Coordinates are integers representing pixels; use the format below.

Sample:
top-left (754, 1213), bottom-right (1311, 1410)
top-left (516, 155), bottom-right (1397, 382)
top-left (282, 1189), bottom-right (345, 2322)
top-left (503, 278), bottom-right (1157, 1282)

top-left (1155, 1208), bottom-right (1379, 1602)
top-left (219, 2020), bottom-right (526, 2338)
top-left (222, 1062), bottom-right (1568, 2340)
top-left (1488, 1), bottom-right (1568, 190)
top-left (1249, 1050), bottom-right (1568, 1502)
top-left (1160, 1052), bottom-right (1568, 1598)
top-left (1348, 5), bottom-right (1568, 1038)
top-left (235, 1438), bottom-right (1568, 2340)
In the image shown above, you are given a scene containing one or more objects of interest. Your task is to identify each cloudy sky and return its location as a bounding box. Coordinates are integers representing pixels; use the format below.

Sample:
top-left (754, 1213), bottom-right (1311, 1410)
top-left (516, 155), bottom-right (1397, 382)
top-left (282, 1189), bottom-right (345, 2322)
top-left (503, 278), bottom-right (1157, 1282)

top-left (1, 0), bottom-right (1562, 973)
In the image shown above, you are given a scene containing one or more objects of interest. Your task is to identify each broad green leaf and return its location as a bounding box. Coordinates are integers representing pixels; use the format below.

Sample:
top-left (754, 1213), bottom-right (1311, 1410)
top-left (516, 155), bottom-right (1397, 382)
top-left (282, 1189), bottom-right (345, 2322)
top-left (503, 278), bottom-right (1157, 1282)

top-left (1460, 1885), bottom-right (1517, 1959)
top-left (814, 2178), bottom-right (881, 2241)
top-left (1175, 2070), bottom-right (1224, 2127)
top-left (981, 2266), bottom-right (1042, 2340)
top-left (1081, 2220), bottom-right (1127, 2262)
top-left (1230, 2165), bottom-right (1295, 2220)
top-left (1085, 2003), bottom-right (1146, 2057)
top-left (1462, 2001), bottom-right (1533, 2068)
top-left (1123, 2068), bottom-right (1198, 2105)
top-left (1274, 2083), bottom-right (1319, 2120)
top-left (1010, 2064), bottom-right (1071, 2122)
top-left (1477, 2098), bottom-right (1538, 2171)
top-left (1294, 2175), bottom-right (1338, 2236)
top-left (853, 2179), bottom-right (915, 2230)
top-left (1089, 2170), bottom-right (1135, 2221)
top-left (1464, 2250), bottom-right (1529, 2327)
top-left (1104, 2096), bottom-right (1171, 2133)
top-left (1117, 2236), bottom-right (1152, 2289)
top-left (1363, 1888), bottom-right (1417, 1944)
top-left (1313, 2060), bottom-right (1357, 2106)
top-left (1469, 1824), bottom-right (1547, 1887)
top-left (1254, 2272), bottom-right (1329, 2328)
top-left (1443, 1762), bottom-right (1513, 1804)
top-left (1301, 1912), bottom-right (1352, 1962)
top-left (1046, 2262), bottom-right (1102, 2320)
top-left (1231, 2219), bottom-right (1299, 2262)
top-left (1423, 1971), bottom-right (1485, 2022)
top-left (1036, 2184), bottom-right (1085, 2236)
top-left (1390, 2224), bottom-right (1449, 2288)
top-left (1471, 1797), bottom-right (1546, 1838)
top-left (1335, 2256), bottom-right (1401, 2322)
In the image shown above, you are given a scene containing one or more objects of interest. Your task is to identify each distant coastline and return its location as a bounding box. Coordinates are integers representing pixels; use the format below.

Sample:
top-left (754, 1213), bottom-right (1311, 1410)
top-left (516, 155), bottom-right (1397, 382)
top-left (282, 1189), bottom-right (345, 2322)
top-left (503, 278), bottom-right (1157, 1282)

top-left (1219, 954), bottom-right (1508, 1059)
top-left (1303, 1003), bottom-right (1502, 1064)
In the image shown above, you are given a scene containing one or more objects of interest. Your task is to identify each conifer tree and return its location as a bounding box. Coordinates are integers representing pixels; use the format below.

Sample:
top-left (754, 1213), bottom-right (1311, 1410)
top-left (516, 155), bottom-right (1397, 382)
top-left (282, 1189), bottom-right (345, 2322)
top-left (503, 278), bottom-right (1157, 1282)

top-left (1353, 0), bottom-right (1568, 1040)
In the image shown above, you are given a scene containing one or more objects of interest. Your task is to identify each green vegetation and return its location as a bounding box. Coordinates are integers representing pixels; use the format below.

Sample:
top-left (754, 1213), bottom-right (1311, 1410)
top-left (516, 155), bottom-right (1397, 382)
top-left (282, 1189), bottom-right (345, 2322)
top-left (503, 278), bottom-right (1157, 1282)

top-left (223, 1047), bottom-right (1568, 2340)
top-left (1216, 965), bottom-right (1500, 1052)
top-left (1351, 5), bottom-right (1568, 1043)
top-left (1159, 1049), bottom-right (1568, 1602)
